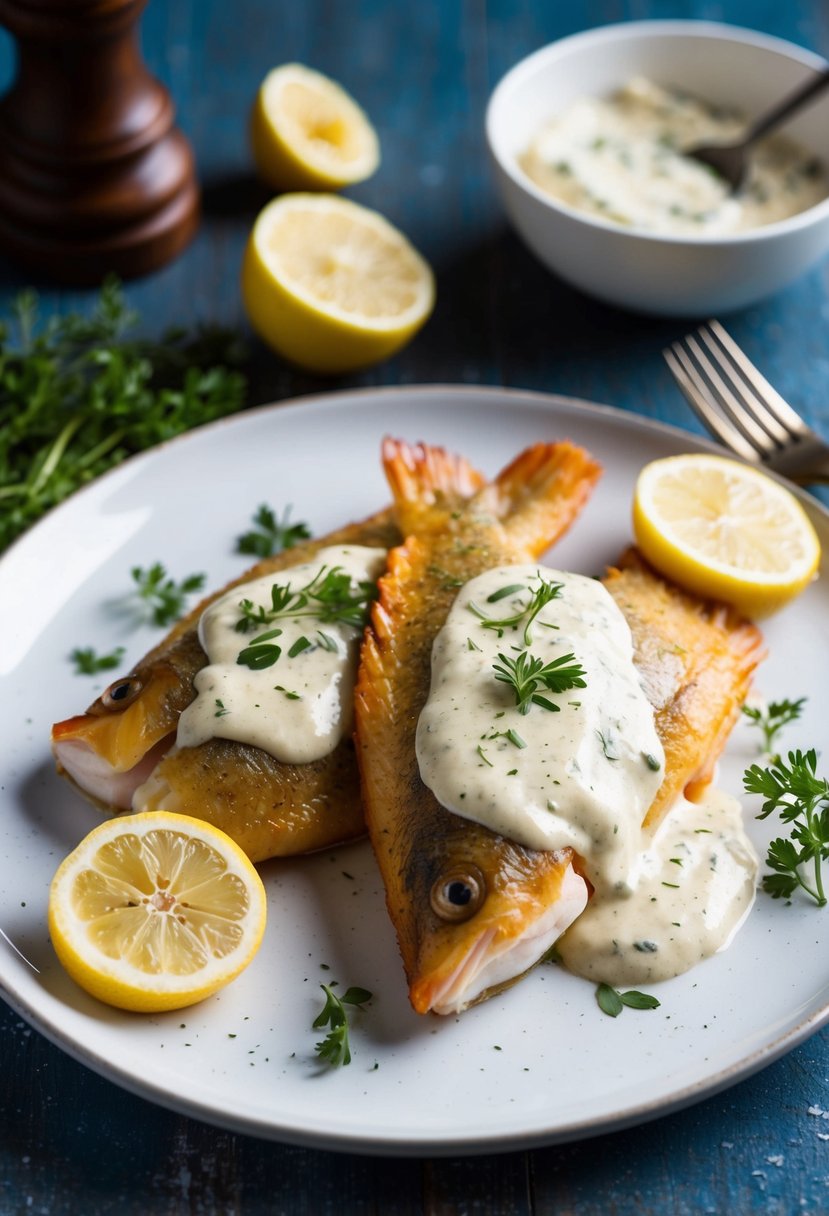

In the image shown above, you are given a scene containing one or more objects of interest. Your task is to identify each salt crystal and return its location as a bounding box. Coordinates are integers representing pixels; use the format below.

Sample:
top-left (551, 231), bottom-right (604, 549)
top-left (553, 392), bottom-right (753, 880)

top-left (767, 1155), bottom-right (784, 1168)
top-left (808, 1106), bottom-right (824, 1117)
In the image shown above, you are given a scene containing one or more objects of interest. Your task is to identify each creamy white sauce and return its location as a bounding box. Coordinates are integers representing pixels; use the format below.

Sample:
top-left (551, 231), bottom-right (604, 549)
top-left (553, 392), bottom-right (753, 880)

top-left (177, 545), bottom-right (386, 764)
top-left (416, 565), bottom-right (664, 895)
top-left (520, 76), bottom-right (829, 235)
top-left (558, 788), bottom-right (758, 985)
top-left (416, 562), bottom-right (759, 985)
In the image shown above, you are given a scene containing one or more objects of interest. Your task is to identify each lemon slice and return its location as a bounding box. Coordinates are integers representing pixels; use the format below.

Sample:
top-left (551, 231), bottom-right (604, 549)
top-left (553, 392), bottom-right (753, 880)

top-left (250, 64), bottom-right (380, 191)
top-left (48, 812), bottom-right (267, 1012)
top-left (633, 453), bottom-right (821, 618)
top-left (241, 193), bottom-right (435, 374)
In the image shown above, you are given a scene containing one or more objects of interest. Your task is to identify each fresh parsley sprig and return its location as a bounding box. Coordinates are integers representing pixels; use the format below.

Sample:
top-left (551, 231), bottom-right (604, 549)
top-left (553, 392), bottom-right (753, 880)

top-left (236, 566), bottom-right (377, 636)
top-left (493, 649), bottom-right (586, 715)
top-left (235, 504), bottom-right (311, 559)
top-left (742, 697), bottom-right (806, 756)
top-left (744, 748), bottom-right (829, 907)
top-left (468, 574), bottom-right (564, 645)
top-left (69, 645), bottom-right (125, 675)
top-left (131, 563), bottom-right (206, 627)
top-left (313, 983), bottom-right (373, 1067)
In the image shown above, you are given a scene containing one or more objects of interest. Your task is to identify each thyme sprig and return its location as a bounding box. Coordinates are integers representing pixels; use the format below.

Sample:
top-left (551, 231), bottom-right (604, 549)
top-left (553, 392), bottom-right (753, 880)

top-left (744, 748), bottom-right (829, 906)
top-left (468, 574), bottom-right (564, 645)
top-left (0, 279), bottom-right (247, 552)
top-left (493, 649), bottom-right (586, 715)
top-left (236, 566), bottom-right (377, 635)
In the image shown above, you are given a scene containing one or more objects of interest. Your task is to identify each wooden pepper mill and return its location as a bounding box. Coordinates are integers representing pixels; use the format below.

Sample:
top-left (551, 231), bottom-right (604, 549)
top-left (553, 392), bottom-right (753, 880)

top-left (0, 0), bottom-right (199, 282)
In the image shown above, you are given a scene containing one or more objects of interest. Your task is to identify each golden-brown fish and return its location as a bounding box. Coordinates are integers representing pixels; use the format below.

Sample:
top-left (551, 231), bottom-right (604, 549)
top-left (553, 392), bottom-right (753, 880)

top-left (604, 549), bottom-right (766, 830)
top-left (52, 509), bottom-right (400, 859)
top-left (355, 438), bottom-right (603, 1015)
top-left (355, 440), bottom-right (765, 1017)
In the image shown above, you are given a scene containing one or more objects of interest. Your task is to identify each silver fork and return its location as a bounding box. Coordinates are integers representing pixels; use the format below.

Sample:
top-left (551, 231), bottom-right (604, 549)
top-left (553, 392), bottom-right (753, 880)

top-left (663, 320), bottom-right (829, 485)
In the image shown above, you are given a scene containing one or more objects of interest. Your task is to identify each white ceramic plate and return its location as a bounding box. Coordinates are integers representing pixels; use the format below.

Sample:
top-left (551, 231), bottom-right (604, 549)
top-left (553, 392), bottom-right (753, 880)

top-left (1, 386), bottom-right (827, 1155)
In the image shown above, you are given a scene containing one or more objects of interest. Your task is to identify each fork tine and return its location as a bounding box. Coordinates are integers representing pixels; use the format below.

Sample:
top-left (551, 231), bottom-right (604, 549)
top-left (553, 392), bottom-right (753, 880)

top-left (663, 347), bottom-right (760, 463)
top-left (705, 321), bottom-right (810, 440)
top-left (680, 335), bottom-right (777, 457)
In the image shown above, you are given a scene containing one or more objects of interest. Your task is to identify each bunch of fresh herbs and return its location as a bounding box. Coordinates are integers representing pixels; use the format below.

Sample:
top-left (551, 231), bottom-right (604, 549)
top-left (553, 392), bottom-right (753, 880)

top-left (0, 279), bottom-right (247, 551)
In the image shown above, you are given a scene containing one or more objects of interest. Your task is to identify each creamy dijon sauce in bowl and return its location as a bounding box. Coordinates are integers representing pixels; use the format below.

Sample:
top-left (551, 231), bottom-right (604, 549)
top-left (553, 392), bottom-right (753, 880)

top-left (519, 76), bottom-right (829, 236)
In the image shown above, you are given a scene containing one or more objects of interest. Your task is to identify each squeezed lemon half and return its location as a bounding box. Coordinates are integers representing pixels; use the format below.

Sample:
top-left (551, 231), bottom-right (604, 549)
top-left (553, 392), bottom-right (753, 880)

top-left (48, 812), bottom-right (267, 1013)
top-left (250, 63), bottom-right (380, 191)
top-left (633, 453), bottom-right (821, 618)
top-left (241, 192), bottom-right (435, 374)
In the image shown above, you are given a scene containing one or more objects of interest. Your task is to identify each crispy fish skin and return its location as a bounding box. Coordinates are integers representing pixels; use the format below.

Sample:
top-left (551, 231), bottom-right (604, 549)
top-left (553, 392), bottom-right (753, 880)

top-left (604, 550), bottom-right (766, 831)
top-left (51, 510), bottom-right (401, 858)
top-left (355, 439), bottom-right (602, 1015)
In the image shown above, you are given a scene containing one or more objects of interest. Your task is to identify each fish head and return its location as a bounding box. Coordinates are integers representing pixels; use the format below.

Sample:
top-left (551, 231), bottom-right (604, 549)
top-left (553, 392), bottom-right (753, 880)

top-left (51, 660), bottom-right (187, 810)
top-left (406, 834), bottom-right (588, 1016)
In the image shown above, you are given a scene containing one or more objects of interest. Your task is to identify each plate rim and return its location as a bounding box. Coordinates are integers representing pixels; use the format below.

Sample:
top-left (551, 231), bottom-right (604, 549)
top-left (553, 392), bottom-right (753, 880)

top-left (2, 382), bottom-right (828, 1156)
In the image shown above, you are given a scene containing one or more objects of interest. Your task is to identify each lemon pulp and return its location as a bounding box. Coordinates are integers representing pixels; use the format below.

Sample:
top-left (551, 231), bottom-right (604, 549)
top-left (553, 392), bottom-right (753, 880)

top-left (250, 63), bottom-right (380, 191)
top-left (241, 193), bottom-right (435, 374)
top-left (49, 812), bottom-right (267, 1012)
top-left (633, 453), bottom-right (820, 617)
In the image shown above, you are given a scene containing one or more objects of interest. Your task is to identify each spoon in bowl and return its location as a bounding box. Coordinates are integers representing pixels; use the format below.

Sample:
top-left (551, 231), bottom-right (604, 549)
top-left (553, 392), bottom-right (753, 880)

top-left (686, 65), bottom-right (829, 192)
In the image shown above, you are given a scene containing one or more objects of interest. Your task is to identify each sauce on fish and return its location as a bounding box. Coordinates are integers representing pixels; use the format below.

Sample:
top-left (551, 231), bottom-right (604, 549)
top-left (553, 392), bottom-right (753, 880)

top-left (416, 562), bottom-right (758, 984)
top-left (558, 788), bottom-right (757, 985)
top-left (416, 565), bottom-right (663, 894)
top-left (177, 545), bottom-right (387, 764)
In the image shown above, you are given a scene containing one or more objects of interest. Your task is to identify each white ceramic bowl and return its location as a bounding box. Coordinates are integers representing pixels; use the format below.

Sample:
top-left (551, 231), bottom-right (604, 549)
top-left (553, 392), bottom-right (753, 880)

top-left (485, 21), bottom-right (829, 316)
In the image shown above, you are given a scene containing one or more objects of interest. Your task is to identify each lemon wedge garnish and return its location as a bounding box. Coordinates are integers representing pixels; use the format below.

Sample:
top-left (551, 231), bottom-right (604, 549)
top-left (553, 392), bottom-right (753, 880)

top-left (241, 193), bottom-right (435, 374)
top-left (250, 63), bottom-right (380, 191)
top-left (633, 454), bottom-right (821, 618)
top-left (48, 812), bottom-right (267, 1013)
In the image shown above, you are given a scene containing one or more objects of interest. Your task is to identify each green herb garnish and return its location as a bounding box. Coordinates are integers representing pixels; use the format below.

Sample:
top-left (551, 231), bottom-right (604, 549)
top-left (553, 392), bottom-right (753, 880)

top-left (596, 983), bottom-right (660, 1017)
top-left (130, 563), bottom-right (205, 627)
top-left (742, 698), bottom-right (806, 755)
top-left (69, 645), bottom-right (125, 675)
top-left (313, 984), bottom-right (372, 1067)
top-left (235, 504), bottom-right (311, 559)
top-left (214, 698), bottom-right (229, 717)
top-left (469, 574), bottom-right (564, 646)
top-left (744, 748), bottom-right (829, 906)
top-left (493, 649), bottom-right (586, 715)
top-left (0, 280), bottom-right (247, 553)
top-left (236, 566), bottom-right (377, 635)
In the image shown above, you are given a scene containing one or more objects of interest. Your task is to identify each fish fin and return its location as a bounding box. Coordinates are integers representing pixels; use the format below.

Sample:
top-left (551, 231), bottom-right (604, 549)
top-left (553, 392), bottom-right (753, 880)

top-left (478, 442), bottom-right (602, 557)
top-left (381, 438), bottom-right (486, 536)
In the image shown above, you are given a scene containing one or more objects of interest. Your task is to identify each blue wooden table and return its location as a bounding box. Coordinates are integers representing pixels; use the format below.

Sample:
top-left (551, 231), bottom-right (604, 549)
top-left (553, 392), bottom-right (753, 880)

top-left (2, 1), bottom-right (829, 1211)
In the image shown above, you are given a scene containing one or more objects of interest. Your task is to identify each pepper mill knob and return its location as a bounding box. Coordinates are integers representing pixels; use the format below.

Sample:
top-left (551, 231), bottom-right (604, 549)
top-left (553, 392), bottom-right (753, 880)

top-left (0, 0), bottom-right (199, 282)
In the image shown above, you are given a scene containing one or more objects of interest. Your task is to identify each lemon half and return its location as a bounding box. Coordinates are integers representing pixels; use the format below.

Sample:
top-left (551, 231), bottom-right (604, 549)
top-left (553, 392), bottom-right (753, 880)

top-left (242, 193), bottom-right (435, 374)
top-left (48, 812), bottom-right (267, 1012)
top-left (250, 63), bottom-right (380, 192)
top-left (633, 453), bottom-right (820, 618)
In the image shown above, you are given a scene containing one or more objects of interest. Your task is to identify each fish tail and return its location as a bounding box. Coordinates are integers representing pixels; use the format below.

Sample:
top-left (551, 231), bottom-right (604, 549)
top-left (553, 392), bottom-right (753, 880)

top-left (381, 438), bottom-right (487, 536)
top-left (481, 442), bottom-right (602, 557)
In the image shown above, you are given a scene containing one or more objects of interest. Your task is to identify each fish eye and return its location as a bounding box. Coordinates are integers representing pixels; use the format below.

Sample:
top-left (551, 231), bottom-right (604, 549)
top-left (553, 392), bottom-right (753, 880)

top-left (429, 866), bottom-right (486, 922)
top-left (101, 677), bottom-right (143, 710)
